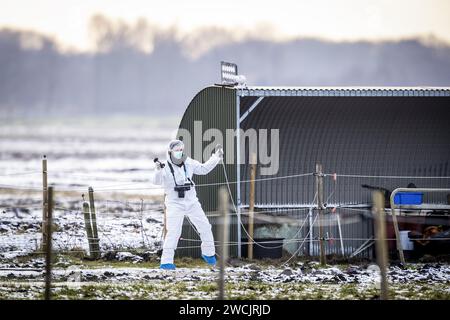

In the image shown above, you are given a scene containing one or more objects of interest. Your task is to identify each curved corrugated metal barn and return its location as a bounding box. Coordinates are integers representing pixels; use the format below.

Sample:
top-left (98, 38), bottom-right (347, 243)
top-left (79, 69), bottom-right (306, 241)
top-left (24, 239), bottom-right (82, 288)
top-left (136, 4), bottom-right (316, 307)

top-left (174, 86), bottom-right (450, 259)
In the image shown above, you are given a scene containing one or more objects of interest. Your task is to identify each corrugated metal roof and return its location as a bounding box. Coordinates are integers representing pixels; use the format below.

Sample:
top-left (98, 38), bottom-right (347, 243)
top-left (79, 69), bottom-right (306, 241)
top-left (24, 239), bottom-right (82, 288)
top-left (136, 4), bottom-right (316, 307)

top-left (238, 86), bottom-right (450, 97)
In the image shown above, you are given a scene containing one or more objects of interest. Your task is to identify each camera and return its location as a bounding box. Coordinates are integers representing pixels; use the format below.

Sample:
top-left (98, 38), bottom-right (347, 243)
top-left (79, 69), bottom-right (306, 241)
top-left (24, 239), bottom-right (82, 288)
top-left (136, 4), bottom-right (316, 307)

top-left (153, 157), bottom-right (165, 168)
top-left (174, 182), bottom-right (192, 198)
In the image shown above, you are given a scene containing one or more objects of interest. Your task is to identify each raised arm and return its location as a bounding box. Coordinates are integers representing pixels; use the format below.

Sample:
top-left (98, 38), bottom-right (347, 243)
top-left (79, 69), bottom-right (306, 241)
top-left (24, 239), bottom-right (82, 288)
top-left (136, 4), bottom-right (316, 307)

top-left (191, 153), bottom-right (221, 175)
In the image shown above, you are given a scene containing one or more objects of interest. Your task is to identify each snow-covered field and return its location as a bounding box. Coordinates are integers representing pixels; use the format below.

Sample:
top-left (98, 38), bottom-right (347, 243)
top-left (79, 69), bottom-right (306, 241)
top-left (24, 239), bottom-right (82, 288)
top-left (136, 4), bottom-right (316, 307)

top-left (0, 195), bottom-right (166, 259)
top-left (1, 117), bottom-right (176, 260)
top-left (0, 259), bottom-right (449, 299)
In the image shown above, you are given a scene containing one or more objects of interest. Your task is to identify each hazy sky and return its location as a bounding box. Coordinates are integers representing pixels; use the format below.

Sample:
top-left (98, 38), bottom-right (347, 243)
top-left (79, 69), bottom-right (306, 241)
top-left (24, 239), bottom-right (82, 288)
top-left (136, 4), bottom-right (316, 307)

top-left (1, 0), bottom-right (449, 51)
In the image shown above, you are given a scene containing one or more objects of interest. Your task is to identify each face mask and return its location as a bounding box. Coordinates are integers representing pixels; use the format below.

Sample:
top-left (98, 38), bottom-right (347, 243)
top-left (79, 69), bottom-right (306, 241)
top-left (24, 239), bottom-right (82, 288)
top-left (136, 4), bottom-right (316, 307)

top-left (173, 151), bottom-right (183, 159)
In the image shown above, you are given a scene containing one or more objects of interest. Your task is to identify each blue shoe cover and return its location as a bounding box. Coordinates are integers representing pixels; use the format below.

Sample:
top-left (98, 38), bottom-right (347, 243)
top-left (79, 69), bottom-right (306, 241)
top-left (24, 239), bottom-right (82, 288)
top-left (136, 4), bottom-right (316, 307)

top-left (202, 255), bottom-right (217, 266)
top-left (160, 263), bottom-right (176, 270)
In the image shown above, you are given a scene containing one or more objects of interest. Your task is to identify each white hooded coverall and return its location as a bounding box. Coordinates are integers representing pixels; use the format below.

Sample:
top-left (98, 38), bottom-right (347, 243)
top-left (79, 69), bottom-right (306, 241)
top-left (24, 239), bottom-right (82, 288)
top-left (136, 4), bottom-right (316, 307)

top-left (151, 153), bottom-right (221, 264)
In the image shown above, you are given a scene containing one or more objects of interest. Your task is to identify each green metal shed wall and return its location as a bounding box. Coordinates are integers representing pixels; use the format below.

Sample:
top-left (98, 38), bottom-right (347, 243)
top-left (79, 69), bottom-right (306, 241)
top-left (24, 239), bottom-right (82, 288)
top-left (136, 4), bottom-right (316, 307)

top-left (175, 86), bottom-right (238, 258)
top-left (174, 85), bottom-right (449, 260)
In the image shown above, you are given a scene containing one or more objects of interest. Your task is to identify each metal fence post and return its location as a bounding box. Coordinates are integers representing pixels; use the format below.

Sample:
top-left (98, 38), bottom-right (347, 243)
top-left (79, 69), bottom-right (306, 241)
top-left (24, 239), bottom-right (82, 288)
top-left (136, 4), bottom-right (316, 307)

top-left (248, 152), bottom-right (257, 260)
top-left (41, 155), bottom-right (48, 250)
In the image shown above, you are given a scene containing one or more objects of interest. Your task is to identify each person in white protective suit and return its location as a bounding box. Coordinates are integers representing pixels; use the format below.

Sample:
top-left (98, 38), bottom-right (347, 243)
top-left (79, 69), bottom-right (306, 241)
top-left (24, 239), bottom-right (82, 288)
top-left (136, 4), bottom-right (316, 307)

top-left (151, 139), bottom-right (224, 270)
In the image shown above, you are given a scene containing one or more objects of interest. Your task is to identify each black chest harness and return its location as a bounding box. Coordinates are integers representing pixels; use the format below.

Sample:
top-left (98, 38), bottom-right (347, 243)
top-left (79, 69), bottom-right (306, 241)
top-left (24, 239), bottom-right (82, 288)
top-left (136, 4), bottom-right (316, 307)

top-left (167, 161), bottom-right (194, 198)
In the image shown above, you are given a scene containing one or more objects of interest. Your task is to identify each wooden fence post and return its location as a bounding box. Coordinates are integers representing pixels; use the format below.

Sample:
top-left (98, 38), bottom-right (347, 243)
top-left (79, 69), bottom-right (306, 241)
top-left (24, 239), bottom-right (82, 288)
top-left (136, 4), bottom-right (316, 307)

top-left (88, 187), bottom-right (100, 259)
top-left (373, 191), bottom-right (389, 300)
top-left (82, 195), bottom-right (95, 259)
top-left (316, 164), bottom-right (326, 265)
top-left (44, 186), bottom-right (53, 300)
top-left (218, 187), bottom-right (229, 300)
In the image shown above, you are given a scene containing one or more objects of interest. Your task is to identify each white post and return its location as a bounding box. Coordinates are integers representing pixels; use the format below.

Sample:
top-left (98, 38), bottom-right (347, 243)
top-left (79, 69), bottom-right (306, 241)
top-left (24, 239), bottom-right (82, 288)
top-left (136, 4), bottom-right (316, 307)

top-left (236, 92), bottom-right (242, 258)
top-left (42, 155), bottom-right (48, 250)
top-left (336, 212), bottom-right (345, 256)
top-left (248, 153), bottom-right (257, 260)
top-left (309, 207), bottom-right (313, 256)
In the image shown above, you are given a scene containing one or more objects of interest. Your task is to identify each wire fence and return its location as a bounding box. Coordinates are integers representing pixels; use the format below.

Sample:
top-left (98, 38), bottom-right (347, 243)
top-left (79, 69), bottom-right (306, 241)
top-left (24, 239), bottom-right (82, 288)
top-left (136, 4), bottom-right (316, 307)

top-left (3, 169), bottom-right (450, 191)
top-left (1, 166), bottom-right (450, 265)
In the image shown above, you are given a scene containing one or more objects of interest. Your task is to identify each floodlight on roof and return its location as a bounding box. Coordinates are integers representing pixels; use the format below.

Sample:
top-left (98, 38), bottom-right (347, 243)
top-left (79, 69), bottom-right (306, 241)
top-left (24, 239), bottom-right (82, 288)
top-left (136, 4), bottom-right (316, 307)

top-left (221, 61), bottom-right (237, 84)
top-left (220, 61), bottom-right (246, 87)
